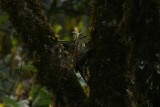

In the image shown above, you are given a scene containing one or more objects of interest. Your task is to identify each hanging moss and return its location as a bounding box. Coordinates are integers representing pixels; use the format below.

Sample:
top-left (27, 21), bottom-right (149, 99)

top-left (121, 0), bottom-right (160, 106)
top-left (0, 0), bottom-right (86, 106)
top-left (88, 0), bottom-right (130, 106)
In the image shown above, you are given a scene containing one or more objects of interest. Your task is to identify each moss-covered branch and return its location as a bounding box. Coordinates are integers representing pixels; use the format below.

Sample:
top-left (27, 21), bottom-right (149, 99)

top-left (88, 0), bottom-right (130, 106)
top-left (0, 0), bottom-right (86, 106)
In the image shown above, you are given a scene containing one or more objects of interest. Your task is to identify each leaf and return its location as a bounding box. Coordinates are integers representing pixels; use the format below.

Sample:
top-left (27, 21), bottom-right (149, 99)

top-left (35, 88), bottom-right (53, 105)
top-left (3, 97), bottom-right (18, 107)
top-left (30, 85), bottom-right (53, 106)
top-left (18, 99), bottom-right (29, 107)
top-left (15, 65), bottom-right (35, 71)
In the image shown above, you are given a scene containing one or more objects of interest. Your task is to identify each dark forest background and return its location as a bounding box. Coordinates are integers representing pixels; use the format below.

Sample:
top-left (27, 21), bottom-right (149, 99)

top-left (0, 0), bottom-right (160, 107)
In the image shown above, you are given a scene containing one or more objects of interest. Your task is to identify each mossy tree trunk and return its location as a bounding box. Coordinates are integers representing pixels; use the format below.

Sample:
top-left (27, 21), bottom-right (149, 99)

top-left (0, 0), bottom-right (86, 106)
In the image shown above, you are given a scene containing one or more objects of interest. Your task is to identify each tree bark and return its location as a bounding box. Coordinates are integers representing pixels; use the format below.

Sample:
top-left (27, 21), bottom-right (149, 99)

top-left (88, 0), bottom-right (130, 106)
top-left (1, 0), bottom-right (160, 106)
top-left (120, 0), bottom-right (160, 106)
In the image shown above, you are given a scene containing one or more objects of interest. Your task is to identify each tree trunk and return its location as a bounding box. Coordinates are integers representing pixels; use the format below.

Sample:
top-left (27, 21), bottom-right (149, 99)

top-left (88, 0), bottom-right (130, 106)
top-left (120, 0), bottom-right (160, 106)
top-left (1, 0), bottom-right (160, 107)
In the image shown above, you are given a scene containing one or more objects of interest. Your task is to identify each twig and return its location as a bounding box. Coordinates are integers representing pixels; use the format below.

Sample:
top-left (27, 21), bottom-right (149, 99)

top-left (58, 34), bottom-right (88, 44)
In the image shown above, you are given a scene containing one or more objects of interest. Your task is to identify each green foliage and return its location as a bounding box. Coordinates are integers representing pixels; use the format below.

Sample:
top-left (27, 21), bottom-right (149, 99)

top-left (53, 24), bottom-right (62, 33)
top-left (30, 85), bottom-right (53, 107)
top-left (0, 14), bottom-right (8, 27)
top-left (3, 97), bottom-right (19, 107)
top-left (15, 65), bottom-right (36, 72)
